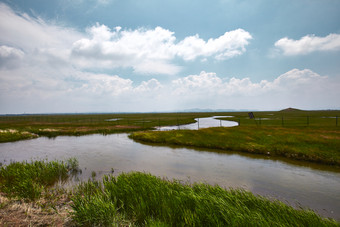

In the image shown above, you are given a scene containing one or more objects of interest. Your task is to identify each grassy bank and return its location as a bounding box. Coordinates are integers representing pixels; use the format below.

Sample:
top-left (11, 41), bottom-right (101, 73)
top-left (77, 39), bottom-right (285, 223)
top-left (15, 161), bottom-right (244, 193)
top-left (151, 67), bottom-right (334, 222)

top-left (0, 129), bottom-right (38, 143)
top-left (71, 172), bottom-right (338, 226)
top-left (0, 161), bottom-right (338, 226)
top-left (130, 126), bottom-right (340, 166)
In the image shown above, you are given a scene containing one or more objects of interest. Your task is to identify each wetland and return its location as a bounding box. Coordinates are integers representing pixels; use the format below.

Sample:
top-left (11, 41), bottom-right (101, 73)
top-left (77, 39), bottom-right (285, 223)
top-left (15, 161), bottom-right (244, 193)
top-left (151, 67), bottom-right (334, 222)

top-left (0, 110), bottom-right (340, 224)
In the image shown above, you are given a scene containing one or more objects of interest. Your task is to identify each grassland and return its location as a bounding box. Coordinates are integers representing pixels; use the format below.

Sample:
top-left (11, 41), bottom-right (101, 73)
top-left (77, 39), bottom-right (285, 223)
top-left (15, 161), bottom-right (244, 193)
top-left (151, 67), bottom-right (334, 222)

top-left (1, 110), bottom-right (339, 166)
top-left (1, 161), bottom-right (338, 226)
top-left (0, 112), bottom-right (212, 142)
top-left (128, 109), bottom-right (340, 166)
top-left (130, 126), bottom-right (340, 166)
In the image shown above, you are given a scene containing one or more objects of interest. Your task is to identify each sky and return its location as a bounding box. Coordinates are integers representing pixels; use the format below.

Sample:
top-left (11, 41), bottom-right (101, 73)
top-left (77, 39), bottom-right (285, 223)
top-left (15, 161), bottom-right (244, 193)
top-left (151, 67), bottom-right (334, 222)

top-left (0, 0), bottom-right (339, 114)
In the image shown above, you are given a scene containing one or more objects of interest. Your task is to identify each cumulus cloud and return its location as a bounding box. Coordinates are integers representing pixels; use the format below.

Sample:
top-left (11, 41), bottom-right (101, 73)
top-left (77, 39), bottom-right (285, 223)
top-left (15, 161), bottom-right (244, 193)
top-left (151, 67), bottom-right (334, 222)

top-left (0, 3), bottom-right (251, 76)
top-left (71, 24), bottom-right (252, 74)
top-left (175, 29), bottom-right (252, 60)
top-left (0, 3), bottom-right (338, 113)
top-left (1, 65), bottom-right (339, 112)
top-left (275, 33), bottom-right (340, 55)
top-left (169, 69), bottom-right (340, 110)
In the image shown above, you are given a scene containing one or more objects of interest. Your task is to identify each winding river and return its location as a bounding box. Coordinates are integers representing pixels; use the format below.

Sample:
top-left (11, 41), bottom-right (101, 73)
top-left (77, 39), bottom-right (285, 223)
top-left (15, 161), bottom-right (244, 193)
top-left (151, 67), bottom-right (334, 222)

top-left (0, 117), bottom-right (339, 220)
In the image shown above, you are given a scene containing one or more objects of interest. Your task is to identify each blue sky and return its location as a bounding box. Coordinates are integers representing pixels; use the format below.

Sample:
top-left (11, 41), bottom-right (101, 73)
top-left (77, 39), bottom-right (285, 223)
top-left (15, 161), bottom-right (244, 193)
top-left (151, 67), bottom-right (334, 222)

top-left (0, 0), bottom-right (339, 113)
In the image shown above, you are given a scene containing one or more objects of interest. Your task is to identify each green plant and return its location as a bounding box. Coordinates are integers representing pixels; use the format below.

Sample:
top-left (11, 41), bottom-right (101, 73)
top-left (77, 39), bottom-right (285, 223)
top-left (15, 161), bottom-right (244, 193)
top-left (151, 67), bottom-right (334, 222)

top-left (0, 159), bottom-right (79, 201)
top-left (71, 172), bottom-right (338, 226)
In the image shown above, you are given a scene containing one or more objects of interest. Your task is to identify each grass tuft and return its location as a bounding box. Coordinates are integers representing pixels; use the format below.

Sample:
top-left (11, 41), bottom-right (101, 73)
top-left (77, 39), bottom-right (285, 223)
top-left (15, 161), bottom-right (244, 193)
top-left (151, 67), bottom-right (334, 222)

top-left (0, 159), bottom-right (79, 201)
top-left (71, 172), bottom-right (339, 226)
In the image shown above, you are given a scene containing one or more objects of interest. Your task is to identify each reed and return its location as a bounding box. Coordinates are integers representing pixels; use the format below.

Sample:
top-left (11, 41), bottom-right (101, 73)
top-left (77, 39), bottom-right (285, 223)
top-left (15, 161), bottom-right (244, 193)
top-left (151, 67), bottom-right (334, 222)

top-left (0, 159), bottom-right (79, 201)
top-left (71, 172), bottom-right (338, 226)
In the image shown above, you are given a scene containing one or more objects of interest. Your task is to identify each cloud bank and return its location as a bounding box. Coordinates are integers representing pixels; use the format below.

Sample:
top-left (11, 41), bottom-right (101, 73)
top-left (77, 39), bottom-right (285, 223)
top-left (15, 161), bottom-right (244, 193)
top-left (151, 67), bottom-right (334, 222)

top-left (1, 65), bottom-right (339, 113)
top-left (0, 3), bottom-right (339, 113)
top-left (0, 3), bottom-right (252, 76)
top-left (275, 33), bottom-right (340, 55)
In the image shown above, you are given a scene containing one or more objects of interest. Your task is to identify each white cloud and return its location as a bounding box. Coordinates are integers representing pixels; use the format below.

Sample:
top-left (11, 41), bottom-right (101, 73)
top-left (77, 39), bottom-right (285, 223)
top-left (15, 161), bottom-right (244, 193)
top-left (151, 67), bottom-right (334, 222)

top-left (1, 64), bottom-right (339, 113)
top-left (134, 79), bottom-right (163, 93)
top-left (0, 45), bottom-right (24, 68)
top-left (0, 3), bottom-right (81, 51)
top-left (0, 3), bottom-right (338, 113)
top-left (169, 69), bottom-right (340, 110)
top-left (175, 29), bottom-right (252, 60)
top-left (71, 24), bottom-right (252, 74)
top-left (275, 33), bottom-right (340, 55)
top-left (0, 3), bottom-right (251, 76)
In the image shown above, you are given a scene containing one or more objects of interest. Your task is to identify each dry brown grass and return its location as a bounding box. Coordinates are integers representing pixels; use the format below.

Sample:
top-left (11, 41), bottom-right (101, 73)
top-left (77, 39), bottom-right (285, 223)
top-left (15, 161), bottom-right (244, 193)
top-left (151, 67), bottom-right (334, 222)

top-left (0, 193), bottom-right (74, 226)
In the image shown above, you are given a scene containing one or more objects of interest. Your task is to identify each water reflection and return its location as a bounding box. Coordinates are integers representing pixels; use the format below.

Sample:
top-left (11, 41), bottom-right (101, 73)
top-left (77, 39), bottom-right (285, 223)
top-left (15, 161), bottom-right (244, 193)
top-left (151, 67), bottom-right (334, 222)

top-left (158, 116), bottom-right (238, 130)
top-left (0, 133), bottom-right (339, 220)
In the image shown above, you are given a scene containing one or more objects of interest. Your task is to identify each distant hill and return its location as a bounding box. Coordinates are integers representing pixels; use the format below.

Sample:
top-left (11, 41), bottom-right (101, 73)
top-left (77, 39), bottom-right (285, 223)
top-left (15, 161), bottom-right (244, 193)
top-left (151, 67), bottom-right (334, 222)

top-left (279, 107), bottom-right (302, 112)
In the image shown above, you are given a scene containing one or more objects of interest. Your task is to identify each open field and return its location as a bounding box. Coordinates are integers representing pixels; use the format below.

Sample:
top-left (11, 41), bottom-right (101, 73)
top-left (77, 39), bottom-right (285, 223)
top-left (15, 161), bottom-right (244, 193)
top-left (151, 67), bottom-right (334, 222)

top-left (0, 109), bottom-right (339, 140)
top-left (1, 110), bottom-right (340, 166)
top-left (0, 160), bottom-right (338, 226)
top-left (0, 112), bottom-right (213, 142)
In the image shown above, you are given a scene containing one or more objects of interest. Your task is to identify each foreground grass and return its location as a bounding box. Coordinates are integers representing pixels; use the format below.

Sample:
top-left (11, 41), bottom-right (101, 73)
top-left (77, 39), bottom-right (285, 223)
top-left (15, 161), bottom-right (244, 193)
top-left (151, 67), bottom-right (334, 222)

top-left (0, 161), bottom-right (338, 226)
top-left (71, 172), bottom-right (338, 226)
top-left (130, 126), bottom-right (340, 166)
top-left (0, 159), bottom-right (80, 225)
top-left (0, 159), bottom-right (79, 201)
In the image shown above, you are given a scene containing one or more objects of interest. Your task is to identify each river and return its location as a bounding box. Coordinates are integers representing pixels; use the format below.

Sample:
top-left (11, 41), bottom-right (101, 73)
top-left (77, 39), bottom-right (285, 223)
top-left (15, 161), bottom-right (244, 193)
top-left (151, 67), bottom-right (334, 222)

top-left (0, 117), bottom-right (339, 220)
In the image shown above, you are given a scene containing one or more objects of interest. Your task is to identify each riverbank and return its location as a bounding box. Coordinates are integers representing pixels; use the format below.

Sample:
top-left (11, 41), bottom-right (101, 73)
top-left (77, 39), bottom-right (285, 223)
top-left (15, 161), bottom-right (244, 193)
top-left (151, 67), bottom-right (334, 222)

top-left (130, 126), bottom-right (340, 166)
top-left (0, 113), bottom-right (207, 143)
top-left (0, 160), bottom-right (338, 226)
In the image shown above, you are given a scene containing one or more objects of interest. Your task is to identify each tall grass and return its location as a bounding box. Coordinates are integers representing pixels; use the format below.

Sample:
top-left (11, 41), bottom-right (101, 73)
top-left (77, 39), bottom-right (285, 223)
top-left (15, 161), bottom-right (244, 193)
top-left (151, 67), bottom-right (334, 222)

top-left (130, 126), bottom-right (340, 166)
top-left (71, 172), bottom-right (338, 226)
top-left (0, 159), bottom-right (79, 201)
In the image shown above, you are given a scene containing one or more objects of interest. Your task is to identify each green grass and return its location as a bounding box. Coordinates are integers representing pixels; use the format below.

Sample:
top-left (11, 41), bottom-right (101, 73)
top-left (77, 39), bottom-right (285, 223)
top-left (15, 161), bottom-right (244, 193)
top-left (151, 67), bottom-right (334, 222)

top-left (130, 126), bottom-right (340, 166)
top-left (0, 130), bottom-right (38, 143)
top-left (0, 160), bottom-right (338, 225)
top-left (1, 110), bottom-right (339, 166)
top-left (218, 109), bottom-right (340, 127)
top-left (1, 110), bottom-right (339, 143)
top-left (0, 159), bottom-right (79, 201)
top-left (0, 113), bottom-right (211, 142)
top-left (71, 172), bottom-right (339, 226)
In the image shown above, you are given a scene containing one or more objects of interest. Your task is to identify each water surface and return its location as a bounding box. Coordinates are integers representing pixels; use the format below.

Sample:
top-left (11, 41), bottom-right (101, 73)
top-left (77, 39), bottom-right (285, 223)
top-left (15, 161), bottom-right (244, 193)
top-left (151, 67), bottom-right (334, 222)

top-left (0, 116), bottom-right (339, 221)
top-left (158, 116), bottom-right (238, 130)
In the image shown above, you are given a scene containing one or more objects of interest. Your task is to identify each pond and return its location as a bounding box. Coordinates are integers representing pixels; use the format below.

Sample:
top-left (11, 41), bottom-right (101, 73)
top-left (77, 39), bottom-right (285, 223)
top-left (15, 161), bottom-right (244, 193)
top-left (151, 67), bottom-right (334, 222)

top-left (158, 116), bottom-right (238, 130)
top-left (0, 117), bottom-right (339, 221)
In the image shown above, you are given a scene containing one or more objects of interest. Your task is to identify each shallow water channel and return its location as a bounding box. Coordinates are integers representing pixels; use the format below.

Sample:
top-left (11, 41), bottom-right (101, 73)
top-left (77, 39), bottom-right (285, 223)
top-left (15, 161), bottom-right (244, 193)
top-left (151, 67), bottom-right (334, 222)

top-left (0, 117), bottom-right (339, 220)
